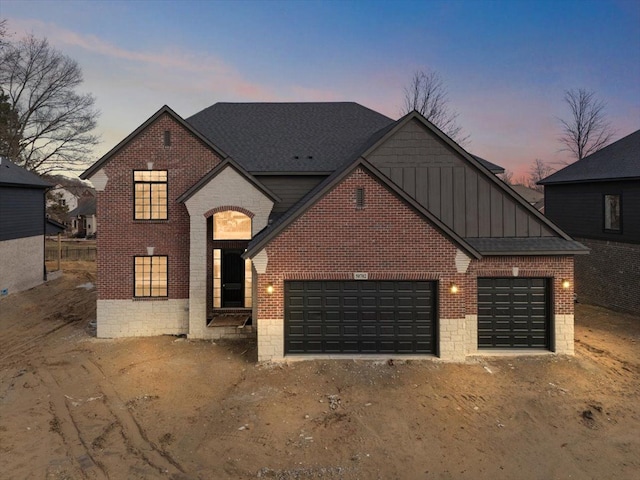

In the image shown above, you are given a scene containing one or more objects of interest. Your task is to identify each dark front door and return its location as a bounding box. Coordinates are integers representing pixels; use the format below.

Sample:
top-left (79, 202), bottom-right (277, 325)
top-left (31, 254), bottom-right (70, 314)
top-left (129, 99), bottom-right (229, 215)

top-left (222, 250), bottom-right (244, 307)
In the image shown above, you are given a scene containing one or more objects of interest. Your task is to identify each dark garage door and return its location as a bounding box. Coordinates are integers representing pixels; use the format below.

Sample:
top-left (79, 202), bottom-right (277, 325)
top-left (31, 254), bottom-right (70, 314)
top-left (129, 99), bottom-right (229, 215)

top-left (285, 281), bottom-right (437, 354)
top-left (477, 278), bottom-right (550, 349)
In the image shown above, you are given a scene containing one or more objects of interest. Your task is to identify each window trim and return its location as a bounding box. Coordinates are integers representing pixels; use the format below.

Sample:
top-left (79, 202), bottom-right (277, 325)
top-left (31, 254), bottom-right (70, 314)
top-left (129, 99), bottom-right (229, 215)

top-left (133, 255), bottom-right (169, 298)
top-left (133, 170), bottom-right (168, 221)
top-left (603, 193), bottom-right (622, 233)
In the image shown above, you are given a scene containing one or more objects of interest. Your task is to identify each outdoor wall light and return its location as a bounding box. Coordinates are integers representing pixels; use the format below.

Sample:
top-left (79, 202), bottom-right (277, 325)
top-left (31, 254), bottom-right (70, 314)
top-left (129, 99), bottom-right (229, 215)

top-left (450, 283), bottom-right (459, 294)
top-left (562, 279), bottom-right (571, 289)
top-left (266, 284), bottom-right (274, 294)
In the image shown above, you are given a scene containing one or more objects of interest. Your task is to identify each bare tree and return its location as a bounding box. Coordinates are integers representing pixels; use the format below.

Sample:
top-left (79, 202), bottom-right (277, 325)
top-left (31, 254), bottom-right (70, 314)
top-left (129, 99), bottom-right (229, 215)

top-left (0, 33), bottom-right (99, 173)
top-left (558, 88), bottom-right (614, 162)
top-left (402, 69), bottom-right (469, 145)
top-left (529, 158), bottom-right (554, 192)
top-left (498, 169), bottom-right (514, 185)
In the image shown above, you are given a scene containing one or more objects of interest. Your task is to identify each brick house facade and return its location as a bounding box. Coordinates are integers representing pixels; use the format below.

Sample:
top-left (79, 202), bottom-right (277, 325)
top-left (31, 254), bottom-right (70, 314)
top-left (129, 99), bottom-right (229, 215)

top-left (82, 103), bottom-right (587, 361)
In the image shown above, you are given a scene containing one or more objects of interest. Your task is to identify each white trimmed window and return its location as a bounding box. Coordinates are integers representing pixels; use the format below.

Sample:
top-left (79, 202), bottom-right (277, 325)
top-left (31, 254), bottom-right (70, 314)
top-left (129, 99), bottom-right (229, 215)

top-left (134, 170), bottom-right (168, 220)
top-left (604, 194), bottom-right (621, 232)
top-left (134, 256), bottom-right (168, 297)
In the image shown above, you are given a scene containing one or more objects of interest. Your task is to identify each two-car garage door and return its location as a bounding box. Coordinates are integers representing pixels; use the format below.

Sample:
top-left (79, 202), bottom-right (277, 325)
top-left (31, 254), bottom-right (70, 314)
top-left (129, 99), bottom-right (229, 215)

top-left (285, 281), bottom-right (437, 354)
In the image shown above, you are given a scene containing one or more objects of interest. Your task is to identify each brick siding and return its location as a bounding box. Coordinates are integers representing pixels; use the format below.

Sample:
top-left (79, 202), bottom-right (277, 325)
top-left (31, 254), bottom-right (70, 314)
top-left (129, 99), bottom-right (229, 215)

top-left (96, 113), bottom-right (222, 300)
top-left (574, 237), bottom-right (640, 314)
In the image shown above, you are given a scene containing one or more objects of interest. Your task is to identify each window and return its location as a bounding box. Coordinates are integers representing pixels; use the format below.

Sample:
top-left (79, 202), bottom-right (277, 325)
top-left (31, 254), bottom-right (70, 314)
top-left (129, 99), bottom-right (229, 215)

top-left (134, 170), bottom-right (168, 220)
top-left (356, 187), bottom-right (365, 209)
top-left (134, 256), bottom-right (168, 297)
top-left (604, 194), bottom-right (621, 232)
top-left (213, 210), bottom-right (251, 240)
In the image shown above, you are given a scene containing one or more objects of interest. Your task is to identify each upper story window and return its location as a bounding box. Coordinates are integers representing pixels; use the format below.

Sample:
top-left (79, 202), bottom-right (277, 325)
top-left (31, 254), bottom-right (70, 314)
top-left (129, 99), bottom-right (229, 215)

top-left (134, 170), bottom-right (168, 220)
top-left (213, 210), bottom-right (251, 240)
top-left (604, 194), bottom-right (621, 232)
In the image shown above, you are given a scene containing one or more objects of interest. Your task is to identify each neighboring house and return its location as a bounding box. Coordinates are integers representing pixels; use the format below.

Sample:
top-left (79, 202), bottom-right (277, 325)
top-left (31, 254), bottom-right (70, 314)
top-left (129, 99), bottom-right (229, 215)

top-left (68, 192), bottom-right (97, 237)
top-left (0, 157), bottom-right (51, 296)
top-left (471, 155), bottom-right (505, 175)
top-left (540, 129), bottom-right (640, 314)
top-left (81, 103), bottom-right (587, 362)
top-left (510, 185), bottom-right (544, 212)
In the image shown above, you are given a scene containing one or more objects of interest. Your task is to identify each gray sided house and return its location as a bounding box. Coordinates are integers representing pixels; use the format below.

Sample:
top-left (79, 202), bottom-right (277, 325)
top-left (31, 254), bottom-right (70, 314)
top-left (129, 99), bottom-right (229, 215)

top-left (0, 157), bottom-right (51, 296)
top-left (540, 129), bottom-right (640, 314)
top-left (82, 103), bottom-right (586, 362)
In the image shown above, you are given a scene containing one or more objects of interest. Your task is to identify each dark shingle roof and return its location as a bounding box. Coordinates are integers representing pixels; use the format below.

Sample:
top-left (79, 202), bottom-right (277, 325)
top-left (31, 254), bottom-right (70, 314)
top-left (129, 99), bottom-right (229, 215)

top-left (471, 155), bottom-right (505, 174)
top-left (186, 102), bottom-right (394, 172)
top-left (0, 157), bottom-right (50, 188)
top-left (69, 196), bottom-right (96, 217)
top-left (539, 129), bottom-right (640, 185)
top-left (465, 237), bottom-right (588, 255)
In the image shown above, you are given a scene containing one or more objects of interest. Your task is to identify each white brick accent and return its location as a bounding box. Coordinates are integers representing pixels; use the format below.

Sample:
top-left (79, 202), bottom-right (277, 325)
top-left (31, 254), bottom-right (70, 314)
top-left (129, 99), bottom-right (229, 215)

top-left (554, 314), bottom-right (575, 355)
top-left (184, 164), bottom-right (274, 338)
top-left (0, 235), bottom-right (44, 296)
top-left (455, 249), bottom-right (471, 273)
top-left (90, 168), bottom-right (109, 191)
top-left (439, 318), bottom-right (467, 362)
top-left (257, 318), bottom-right (284, 361)
top-left (252, 249), bottom-right (268, 274)
top-left (96, 299), bottom-right (189, 338)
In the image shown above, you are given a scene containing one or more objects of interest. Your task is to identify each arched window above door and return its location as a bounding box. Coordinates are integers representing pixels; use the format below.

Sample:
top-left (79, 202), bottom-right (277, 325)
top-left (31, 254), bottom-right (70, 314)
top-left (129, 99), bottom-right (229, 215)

top-left (213, 210), bottom-right (252, 240)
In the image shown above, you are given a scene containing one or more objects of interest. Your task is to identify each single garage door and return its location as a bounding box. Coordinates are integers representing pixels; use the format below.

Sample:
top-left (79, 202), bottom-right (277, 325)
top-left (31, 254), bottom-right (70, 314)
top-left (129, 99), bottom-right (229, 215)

top-left (477, 277), bottom-right (550, 349)
top-left (285, 281), bottom-right (437, 354)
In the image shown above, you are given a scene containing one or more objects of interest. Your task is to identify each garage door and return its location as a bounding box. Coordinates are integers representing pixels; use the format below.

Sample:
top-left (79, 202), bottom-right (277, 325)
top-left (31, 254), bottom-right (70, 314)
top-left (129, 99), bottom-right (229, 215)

top-left (285, 281), bottom-right (437, 354)
top-left (477, 278), bottom-right (550, 349)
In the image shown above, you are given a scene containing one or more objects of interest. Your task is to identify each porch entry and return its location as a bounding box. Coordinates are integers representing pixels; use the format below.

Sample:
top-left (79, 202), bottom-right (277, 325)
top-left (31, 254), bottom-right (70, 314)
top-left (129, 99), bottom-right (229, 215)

top-left (211, 210), bottom-right (253, 310)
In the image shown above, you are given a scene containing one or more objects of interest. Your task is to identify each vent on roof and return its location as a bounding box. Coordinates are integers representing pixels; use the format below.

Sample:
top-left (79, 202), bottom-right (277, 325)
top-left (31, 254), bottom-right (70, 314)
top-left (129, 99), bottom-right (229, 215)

top-left (356, 187), bottom-right (365, 209)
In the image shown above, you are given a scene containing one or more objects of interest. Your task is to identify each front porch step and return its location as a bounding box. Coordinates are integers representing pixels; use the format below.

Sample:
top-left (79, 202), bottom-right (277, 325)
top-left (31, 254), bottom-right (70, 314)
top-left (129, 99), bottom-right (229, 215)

top-left (207, 313), bottom-right (250, 328)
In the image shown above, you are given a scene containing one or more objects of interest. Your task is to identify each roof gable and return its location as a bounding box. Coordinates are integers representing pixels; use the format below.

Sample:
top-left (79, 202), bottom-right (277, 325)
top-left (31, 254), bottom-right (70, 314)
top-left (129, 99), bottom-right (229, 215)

top-left (362, 112), bottom-right (574, 242)
top-left (177, 158), bottom-right (280, 204)
top-left (80, 105), bottom-right (228, 180)
top-left (245, 156), bottom-right (481, 259)
top-left (540, 129), bottom-right (640, 184)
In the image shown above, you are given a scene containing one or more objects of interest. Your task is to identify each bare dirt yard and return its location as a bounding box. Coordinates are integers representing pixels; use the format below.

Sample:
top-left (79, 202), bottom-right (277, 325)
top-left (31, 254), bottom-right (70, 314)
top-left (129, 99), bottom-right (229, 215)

top-left (1, 262), bottom-right (638, 480)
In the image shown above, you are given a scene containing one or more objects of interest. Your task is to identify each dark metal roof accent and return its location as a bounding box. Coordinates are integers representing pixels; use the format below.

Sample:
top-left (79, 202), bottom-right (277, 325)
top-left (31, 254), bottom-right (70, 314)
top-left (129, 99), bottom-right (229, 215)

top-left (244, 156), bottom-right (482, 260)
top-left (0, 157), bottom-right (51, 188)
top-left (359, 111), bottom-right (577, 243)
top-left (539, 129), bottom-right (640, 185)
top-left (177, 158), bottom-right (280, 204)
top-left (465, 237), bottom-right (589, 255)
top-left (80, 105), bottom-right (229, 180)
top-left (186, 102), bottom-right (394, 173)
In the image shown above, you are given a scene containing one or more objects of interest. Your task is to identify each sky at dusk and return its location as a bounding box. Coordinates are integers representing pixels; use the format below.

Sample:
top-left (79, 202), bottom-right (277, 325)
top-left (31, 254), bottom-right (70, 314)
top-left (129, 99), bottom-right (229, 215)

top-left (2, 0), bottom-right (639, 179)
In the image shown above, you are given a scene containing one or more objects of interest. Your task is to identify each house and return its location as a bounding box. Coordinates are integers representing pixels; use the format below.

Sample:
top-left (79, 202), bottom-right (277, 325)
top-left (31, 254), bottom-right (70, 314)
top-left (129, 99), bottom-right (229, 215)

top-left (510, 184), bottom-right (544, 212)
top-left (81, 103), bottom-right (587, 362)
top-left (539, 129), bottom-right (640, 314)
top-left (68, 192), bottom-right (97, 237)
top-left (0, 156), bottom-right (51, 296)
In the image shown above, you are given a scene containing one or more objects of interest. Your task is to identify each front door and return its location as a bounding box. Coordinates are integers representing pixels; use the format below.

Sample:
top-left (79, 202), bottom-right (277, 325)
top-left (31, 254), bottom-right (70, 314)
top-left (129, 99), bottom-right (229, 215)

top-left (222, 249), bottom-right (244, 307)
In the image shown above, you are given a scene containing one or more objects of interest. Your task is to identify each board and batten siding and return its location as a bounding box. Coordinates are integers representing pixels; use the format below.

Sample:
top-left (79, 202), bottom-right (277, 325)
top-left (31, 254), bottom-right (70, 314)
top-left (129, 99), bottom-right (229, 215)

top-left (0, 186), bottom-right (46, 241)
top-left (256, 175), bottom-right (327, 214)
top-left (366, 119), bottom-right (554, 238)
top-left (545, 180), bottom-right (640, 244)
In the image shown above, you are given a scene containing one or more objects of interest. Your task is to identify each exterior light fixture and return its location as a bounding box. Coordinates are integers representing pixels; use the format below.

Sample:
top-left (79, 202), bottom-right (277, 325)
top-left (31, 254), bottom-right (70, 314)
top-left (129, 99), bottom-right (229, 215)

top-left (266, 284), bottom-right (274, 294)
top-left (562, 279), bottom-right (571, 289)
top-left (450, 283), bottom-right (459, 294)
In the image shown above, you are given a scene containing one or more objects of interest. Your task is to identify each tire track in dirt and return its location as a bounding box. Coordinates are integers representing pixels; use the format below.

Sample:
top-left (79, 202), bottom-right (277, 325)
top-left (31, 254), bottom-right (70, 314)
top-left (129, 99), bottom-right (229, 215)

top-left (37, 366), bottom-right (109, 480)
top-left (0, 321), bottom-right (75, 365)
top-left (82, 357), bottom-right (187, 476)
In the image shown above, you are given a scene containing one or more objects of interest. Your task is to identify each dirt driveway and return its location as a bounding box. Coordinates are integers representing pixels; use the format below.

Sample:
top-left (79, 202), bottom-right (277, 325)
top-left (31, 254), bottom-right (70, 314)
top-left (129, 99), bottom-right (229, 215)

top-left (1, 263), bottom-right (638, 479)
